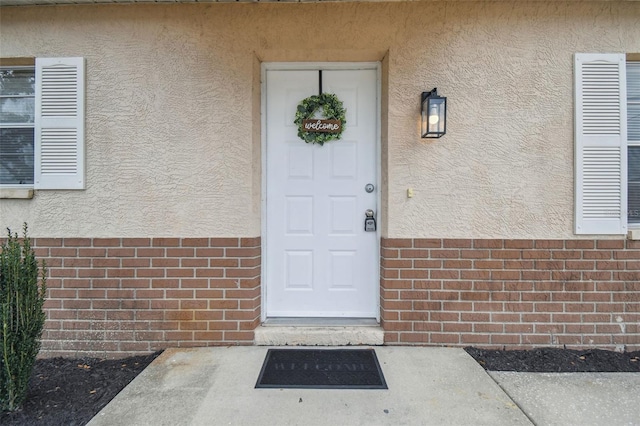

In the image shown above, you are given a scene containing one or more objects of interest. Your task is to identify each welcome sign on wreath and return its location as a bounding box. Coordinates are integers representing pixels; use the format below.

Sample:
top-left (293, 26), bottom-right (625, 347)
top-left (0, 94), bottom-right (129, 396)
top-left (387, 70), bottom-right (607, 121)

top-left (294, 93), bottom-right (346, 146)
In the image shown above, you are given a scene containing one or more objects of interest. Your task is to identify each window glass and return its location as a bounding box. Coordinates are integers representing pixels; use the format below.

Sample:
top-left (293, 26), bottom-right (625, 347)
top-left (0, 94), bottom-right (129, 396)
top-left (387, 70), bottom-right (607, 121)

top-left (0, 68), bottom-right (35, 96)
top-left (0, 67), bottom-right (35, 186)
top-left (629, 62), bottom-right (640, 224)
top-left (628, 62), bottom-right (640, 141)
top-left (0, 128), bottom-right (34, 184)
top-left (629, 146), bottom-right (640, 224)
top-left (0, 97), bottom-right (35, 124)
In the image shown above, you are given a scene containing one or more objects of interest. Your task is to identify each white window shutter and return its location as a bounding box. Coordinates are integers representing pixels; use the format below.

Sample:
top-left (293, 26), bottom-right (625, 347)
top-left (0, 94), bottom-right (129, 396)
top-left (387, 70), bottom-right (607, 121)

top-left (575, 53), bottom-right (627, 235)
top-left (34, 57), bottom-right (85, 190)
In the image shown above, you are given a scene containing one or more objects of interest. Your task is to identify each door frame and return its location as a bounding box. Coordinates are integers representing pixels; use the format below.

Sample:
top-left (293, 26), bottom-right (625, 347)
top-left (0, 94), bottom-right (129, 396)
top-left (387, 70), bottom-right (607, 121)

top-left (260, 62), bottom-right (382, 322)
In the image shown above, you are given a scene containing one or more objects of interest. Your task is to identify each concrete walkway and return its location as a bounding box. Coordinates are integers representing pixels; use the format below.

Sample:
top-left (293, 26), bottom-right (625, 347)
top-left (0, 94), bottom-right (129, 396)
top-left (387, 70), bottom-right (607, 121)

top-left (490, 371), bottom-right (640, 426)
top-left (87, 347), bottom-right (640, 426)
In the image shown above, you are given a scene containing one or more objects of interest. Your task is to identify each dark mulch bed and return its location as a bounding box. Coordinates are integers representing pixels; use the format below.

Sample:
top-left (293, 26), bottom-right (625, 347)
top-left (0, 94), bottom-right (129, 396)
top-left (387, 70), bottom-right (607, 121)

top-left (1, 352), bottom-right (161, 426)
top-left (465, 347), bottom-right (640, 372)
top-left (2, 348), bottom-right (639, 425)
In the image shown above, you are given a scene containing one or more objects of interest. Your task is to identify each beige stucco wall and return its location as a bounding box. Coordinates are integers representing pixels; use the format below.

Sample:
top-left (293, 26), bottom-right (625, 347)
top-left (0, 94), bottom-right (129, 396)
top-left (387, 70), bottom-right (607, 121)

top-left (0, 1), bottom-right (638, 238)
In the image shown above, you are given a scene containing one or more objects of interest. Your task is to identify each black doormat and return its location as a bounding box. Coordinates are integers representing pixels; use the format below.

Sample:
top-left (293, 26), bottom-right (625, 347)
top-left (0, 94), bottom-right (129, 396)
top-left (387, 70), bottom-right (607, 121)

top-left (255, 348), bottom-right (387, 389)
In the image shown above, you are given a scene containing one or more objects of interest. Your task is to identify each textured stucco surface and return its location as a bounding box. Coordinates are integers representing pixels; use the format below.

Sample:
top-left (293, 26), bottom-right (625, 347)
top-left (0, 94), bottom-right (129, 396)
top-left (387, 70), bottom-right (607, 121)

top-left (0, 1), bottom-right (639, 238)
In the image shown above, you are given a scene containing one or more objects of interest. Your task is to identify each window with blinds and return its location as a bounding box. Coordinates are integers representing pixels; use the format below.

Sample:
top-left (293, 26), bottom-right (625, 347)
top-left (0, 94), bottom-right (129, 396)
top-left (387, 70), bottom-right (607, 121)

top-left (0, 67), bottom-right (35, 185)
top-left (629, 61), bottom-right (640, 225)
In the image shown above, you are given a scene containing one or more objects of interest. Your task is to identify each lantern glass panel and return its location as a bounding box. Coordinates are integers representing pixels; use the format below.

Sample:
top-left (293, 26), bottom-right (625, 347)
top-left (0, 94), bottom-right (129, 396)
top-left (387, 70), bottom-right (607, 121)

top-left (421, 95), bottom-right (446, 138)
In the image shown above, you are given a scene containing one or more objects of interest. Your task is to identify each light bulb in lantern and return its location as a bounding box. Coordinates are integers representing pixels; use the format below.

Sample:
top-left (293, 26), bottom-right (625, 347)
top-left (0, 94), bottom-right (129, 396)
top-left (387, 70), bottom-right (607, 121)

top-left (429, 105), bottom-right (439, 125)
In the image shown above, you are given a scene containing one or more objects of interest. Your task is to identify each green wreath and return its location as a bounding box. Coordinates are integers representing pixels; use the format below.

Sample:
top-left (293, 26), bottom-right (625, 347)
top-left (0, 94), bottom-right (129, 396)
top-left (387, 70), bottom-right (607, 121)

top-left (294, 93), bottom-right (347, 145)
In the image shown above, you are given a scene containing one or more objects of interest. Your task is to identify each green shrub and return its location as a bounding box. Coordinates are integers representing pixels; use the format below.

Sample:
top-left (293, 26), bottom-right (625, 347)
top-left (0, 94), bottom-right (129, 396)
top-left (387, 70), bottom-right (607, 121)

top-left (0, 224), bottom-right (46, 412)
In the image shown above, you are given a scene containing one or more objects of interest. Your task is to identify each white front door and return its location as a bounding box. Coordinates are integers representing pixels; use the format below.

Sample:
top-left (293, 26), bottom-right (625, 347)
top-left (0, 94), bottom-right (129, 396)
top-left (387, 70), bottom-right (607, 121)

top-left (264, 65), bottom-right (379, 318)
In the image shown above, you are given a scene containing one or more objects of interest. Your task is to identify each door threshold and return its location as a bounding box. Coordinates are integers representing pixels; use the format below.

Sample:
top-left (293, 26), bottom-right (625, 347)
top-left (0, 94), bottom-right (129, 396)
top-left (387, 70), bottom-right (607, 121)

top-left (255, 319), bottom-right (384, 346)
top-left (262, 317), bottom-right (379, 327)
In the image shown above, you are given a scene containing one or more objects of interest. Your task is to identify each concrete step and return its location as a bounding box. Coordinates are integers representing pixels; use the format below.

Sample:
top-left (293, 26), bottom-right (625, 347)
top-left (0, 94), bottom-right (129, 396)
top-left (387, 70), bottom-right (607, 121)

top-left (254, 324), bottom-right (384, 346)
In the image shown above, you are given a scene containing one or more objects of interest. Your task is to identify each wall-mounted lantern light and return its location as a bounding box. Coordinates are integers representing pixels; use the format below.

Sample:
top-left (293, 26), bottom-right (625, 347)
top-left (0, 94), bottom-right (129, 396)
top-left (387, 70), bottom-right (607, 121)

top-left (421, 88), bottom-right (446, 138)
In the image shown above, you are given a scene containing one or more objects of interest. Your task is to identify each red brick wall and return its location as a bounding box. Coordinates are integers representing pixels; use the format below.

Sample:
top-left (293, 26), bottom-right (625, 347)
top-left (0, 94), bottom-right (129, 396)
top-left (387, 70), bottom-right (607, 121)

top-left (21, 236), bottom-right (640, 356)
top-left (35, 237), bottom-right (261, 358)
top-left (381, 238), bottom-right (640, 351)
